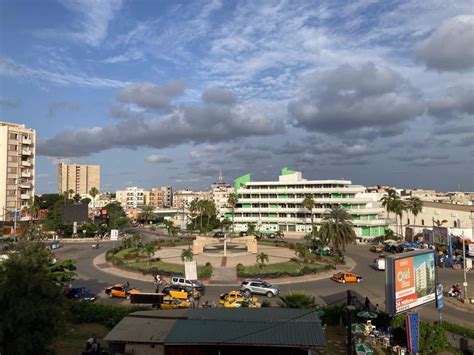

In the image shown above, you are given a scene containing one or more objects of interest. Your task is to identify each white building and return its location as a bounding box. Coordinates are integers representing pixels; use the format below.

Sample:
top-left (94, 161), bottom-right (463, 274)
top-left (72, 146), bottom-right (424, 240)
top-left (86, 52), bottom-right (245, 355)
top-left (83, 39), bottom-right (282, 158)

top-left (116, 187), bottom-right (145, 210)
top-left (211, 181), bottom-right (234, 219)
top-left (220, 168), bottom-right (388, 239)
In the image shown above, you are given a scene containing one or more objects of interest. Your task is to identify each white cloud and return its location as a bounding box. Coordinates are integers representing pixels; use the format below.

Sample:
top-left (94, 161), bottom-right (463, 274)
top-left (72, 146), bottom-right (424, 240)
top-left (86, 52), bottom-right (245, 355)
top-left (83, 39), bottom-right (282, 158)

top-left (145, 155), bottom-right (173, 164)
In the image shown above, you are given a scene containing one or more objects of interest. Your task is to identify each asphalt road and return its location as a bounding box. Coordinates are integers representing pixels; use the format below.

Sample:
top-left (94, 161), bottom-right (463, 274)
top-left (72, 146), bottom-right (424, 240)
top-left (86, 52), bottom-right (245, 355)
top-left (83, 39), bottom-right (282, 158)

top-left (55, 239), bottom-right (474, 327)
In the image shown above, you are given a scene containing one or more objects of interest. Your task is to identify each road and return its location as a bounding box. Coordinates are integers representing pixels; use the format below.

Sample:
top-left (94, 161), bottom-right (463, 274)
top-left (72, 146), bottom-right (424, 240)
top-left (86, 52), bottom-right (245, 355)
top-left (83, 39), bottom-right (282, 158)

top-left (55, 239), bottom-right (474, 327)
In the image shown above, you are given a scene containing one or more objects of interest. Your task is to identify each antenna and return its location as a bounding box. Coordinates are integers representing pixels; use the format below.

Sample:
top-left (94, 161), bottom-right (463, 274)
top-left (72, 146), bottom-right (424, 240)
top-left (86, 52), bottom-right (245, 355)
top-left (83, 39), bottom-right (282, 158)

top-left (218, 169), bottom-right (223, 183)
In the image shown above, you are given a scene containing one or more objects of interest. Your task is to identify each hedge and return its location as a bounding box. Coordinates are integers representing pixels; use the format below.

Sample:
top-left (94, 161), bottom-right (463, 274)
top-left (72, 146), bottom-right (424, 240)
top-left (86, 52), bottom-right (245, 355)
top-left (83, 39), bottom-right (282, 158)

top-left (237, 261), bottom-right (330, 278)
top-left (441, 321), bottom-right (474, 339)
top-left (120, 260), bottom-right (213, 279)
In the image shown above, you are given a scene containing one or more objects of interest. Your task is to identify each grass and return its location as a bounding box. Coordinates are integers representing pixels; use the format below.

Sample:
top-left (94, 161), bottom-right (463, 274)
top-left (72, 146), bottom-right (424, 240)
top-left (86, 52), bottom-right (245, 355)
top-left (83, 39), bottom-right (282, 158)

top-left (122, 259), bottom-right (213, 278)
top-left (237, 260), bottom-right (330, 278)
top-left (54, 323), bottom-right (109, 355)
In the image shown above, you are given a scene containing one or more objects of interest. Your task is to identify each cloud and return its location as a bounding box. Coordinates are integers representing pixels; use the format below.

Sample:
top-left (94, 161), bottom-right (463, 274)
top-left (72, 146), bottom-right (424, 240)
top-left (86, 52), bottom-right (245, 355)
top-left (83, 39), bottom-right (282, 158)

top-left (0, 55), bottom-right (127, 88)
top-left (145, 155), bottom-right (172, 164)
top-left (117, 81), bottom-right (186, 110)
top-left (0, 97), bottom-right (21, 109)
top-left (37, 87), bottom-right (284, 157)
top-left (288, 62), bottom-right (425, 137)
top-left (48, 100), bottom-right (80, 116)
top-left (202, 87), bottom-right (237, 105)
top-left (414, 15), bottom-right (474, 71)
top-left (59, 0), bottom-right (123, 47)
top-left (427, 87), bottom-right (474, 120)
top-left (102, 49), bottom-right (144, 64)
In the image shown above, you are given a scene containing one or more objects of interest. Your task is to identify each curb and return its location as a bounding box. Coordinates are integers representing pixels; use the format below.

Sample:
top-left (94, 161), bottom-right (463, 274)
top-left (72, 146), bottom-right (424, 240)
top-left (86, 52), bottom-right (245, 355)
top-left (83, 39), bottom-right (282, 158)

top-left (444, 297), bottom-right (474, 314)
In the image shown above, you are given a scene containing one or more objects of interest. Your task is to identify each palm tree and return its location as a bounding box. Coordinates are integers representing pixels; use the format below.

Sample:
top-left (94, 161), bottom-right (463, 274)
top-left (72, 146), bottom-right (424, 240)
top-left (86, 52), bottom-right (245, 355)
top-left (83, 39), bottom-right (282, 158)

top-left (162, 220), bottom-right (174, 237)
top-left (72, 194), bottom-right (81, 203)
top-left (189, 199), bottom-right (200, 229)
top-left (392, 199), bottom-right (407, 238)
top-left (139, 205), bottom-right (156, 224)
top-left (278, 291), bottom-right (318, 309)
top-left (302, 194), bottom-right (316, 235)
top-left (407, 197), bottom-right (423, 227)
top-left (256, 252), bottom-right (269, 269)
top-left (317, 205), bottom-right (356, 255)
top-left (27, 197), bottom-right (39, 220)
top-left (68, 189), bottom-right (75, 200)
top-left (142, 244), bottom-right (155, 268)
top-left (89, 187), bottom-right (99, 208)
top-left (247, 222), bottom-right (256, 236)
top-left (227, 192), bottom-right (239, 233)
top-left (203, 200), bottom-right (216, 228)
top-left (181, 248), bottom-right (193, 262)
top-left (380, 188), bottom-right (398, 219)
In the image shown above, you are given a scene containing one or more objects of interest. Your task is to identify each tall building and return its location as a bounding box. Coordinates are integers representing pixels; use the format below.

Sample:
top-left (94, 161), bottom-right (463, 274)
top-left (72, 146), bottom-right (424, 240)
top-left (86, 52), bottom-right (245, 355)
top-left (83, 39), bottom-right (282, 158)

top-left (116, 187), bottom-right (145, 210)
top-left (0, 121), bottom-right (36, 219)
top-left (220, 168), bottom-right (388, 239)
top-left (57, 162), bottom-right (100, 196)
top-left (211, 181), bottom-right (234, 219)
top-left (147, 188), bottom-right (164, 208)
top-left (161, 186), bottom-right (173, 208)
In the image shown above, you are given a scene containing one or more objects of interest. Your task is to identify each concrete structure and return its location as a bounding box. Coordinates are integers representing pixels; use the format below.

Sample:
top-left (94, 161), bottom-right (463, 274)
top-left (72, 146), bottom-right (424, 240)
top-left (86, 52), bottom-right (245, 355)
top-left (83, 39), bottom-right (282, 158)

top-left (173, 189), bottom-right (212, 209)
top-left (116, 187), bottom-right (145, 210)
top-left (221, 168), bottom-right (387, 239)
top-left (211, 181), bottom-right (234, 219)
top-left (147, 187), bottom-right (164, 208)
top-left (0, 121), bottom-right (36, 220)
top-left (192, 235), bottom-right (257, 255)
top-left (401, 201), bottom-right (474, 240)
top-left (161, 186), bottom-right (173, 208)
top-left (57, 162), bottom-right (100, 196)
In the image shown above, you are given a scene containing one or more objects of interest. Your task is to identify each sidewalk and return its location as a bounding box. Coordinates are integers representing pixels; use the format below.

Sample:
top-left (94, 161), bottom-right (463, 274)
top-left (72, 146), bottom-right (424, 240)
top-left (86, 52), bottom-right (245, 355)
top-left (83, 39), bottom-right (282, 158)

top-left (444, 296), bottom-right (474, 314)
top-left (93, 253), bottom-right (356, 286)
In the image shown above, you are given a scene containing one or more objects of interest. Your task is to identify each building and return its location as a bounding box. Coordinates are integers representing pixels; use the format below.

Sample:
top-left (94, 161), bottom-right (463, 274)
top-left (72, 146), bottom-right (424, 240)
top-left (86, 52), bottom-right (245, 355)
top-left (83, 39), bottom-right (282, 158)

top-left (211, 181), bottom-right (234, 219)
top-left (116, 187), bottom-right (145, 210)
top-left (57, 162), bottom-right (100, 196)
top-left (161, 186), bottom-right (173, 208)
top-left (0, 121), bottom-right (36, 219)
top-left (220, 168), bottom-right (387, 239)
top-left (147, 188), bottom-right (164, 208)
top-left (105, 308), bottom-right (326, 355)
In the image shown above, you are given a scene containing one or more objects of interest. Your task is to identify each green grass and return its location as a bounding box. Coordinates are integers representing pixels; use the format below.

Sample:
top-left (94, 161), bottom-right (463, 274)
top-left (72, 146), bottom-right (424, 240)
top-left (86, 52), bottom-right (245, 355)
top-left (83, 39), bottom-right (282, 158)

top-left (237, 261), bottom-right (330, 278)
top-left (122, 259), bottom-right (213, 278)
top-left (54, 323), bottom-right (110, 355)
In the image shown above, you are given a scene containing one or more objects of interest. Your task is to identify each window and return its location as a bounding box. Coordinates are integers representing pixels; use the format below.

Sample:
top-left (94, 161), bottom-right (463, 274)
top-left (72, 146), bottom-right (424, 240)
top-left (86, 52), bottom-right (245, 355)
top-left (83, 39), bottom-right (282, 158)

top-left (454, 221), bottom-right (457, 228)
top-left (421, 219), bottom-right (425, 226)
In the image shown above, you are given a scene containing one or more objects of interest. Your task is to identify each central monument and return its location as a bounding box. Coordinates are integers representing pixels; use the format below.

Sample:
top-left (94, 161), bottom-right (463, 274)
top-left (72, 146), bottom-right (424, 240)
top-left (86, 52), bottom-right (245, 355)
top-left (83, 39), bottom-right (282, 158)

top-left (193, 235), bottom-right (257, 255)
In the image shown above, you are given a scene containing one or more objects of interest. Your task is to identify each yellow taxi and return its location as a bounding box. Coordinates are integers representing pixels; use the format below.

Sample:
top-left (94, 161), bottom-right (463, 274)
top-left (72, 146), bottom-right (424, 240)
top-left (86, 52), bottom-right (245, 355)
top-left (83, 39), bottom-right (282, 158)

top-left (332, 272), bottom-right (363, 284)
top-left (105, 284), bottom-right (141, 299)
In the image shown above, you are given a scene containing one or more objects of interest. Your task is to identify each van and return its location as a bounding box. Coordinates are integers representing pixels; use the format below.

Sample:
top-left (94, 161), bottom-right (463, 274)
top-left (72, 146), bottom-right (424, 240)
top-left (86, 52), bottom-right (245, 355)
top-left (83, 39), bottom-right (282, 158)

top-left (373, 255), bottom-right (386, 271)
top-left (170, 276), bottom-right (204, 291)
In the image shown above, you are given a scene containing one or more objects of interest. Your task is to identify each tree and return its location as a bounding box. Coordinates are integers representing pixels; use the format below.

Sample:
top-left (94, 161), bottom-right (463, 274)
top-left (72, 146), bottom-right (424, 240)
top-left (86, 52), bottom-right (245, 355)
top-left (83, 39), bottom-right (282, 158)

top-left (138, 205), bottom-right (156, 224)
top-left (227, 192), bottom-right (238, 233)
top-left (256, 252), bottom-right (269, 269)
top-left (318, 205), bottom-right (356, 255)
top-left (27, 196), bottom-right (40, 220)
top-left (142, 244), bottom-right (155, 267)
top-left (49, 259), bottom-right (77, 285)
top-left (104, 202), bottom-right (130, 231)
top-left (181, 248), bottom-right (193, 262)
top-left (203, 200), bottom-right (216, 228)
top-left (278, 291), bottom-right (318, 309)
top-left (0, 242), bottom-right (69, 354)
top-left (392, 199), bottom-right (407, 238)
top-left (302, 194), bottom-right (316, 235)
top-left (247, 222), bottom-right (256, 236)
top-left (162, 220), bottom-right (174, 237)
top-left (89, 186), bottom-right (99, 199)
top-left (380, 188), bottom-right (399, 219)
top-left (407, 197), bottom-right (423, 227)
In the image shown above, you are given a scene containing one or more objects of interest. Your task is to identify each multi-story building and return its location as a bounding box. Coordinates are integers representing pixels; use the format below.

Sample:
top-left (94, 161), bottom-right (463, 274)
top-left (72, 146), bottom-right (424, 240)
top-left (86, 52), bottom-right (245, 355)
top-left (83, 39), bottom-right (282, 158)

top-left (57, 162), bottom-right (100, 196)
top-left (147, 188), bottom-right (164, 208)
top-left (0, 121), bottom-right (36, 219)
top-left (173, 189), bottom-right (199, 209)
top-left (220, 168), bottom-right (388, 239)
top-left (116, 187), bottom-right (145, 210)
top-left (161, 186), bottom-right (173, 208)
top-left (211, 181), bottom-right (234, 219)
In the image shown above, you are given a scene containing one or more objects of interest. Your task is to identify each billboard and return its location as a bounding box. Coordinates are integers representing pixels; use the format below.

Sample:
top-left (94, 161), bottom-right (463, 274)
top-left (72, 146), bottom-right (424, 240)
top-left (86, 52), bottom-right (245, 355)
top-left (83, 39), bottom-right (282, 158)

top-left (61, 204), bottom-right (89, 223)
top-left (385, 250), bottom-right (437, 315)
top-left (433, 226), bottom-right (448, 245)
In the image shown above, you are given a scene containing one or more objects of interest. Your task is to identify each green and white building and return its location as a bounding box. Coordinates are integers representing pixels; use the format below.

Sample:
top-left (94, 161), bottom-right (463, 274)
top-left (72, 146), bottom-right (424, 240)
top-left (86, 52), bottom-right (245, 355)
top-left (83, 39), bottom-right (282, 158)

top-left (221, 168), bottom-right (388, 240)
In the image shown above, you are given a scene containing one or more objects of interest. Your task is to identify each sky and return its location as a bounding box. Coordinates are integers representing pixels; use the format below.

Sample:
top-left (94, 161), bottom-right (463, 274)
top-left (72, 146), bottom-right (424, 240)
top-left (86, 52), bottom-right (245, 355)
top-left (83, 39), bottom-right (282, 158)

top-left (0, 0), bottom-right (473, 194)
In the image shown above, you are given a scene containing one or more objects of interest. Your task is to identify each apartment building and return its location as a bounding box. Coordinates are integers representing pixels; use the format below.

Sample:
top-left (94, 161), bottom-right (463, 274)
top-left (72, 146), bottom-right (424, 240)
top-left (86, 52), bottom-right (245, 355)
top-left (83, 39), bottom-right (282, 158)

top-left (57, 162), bottom-right (100, 196)
top-left (116, 187), bottom-right (145, 210)
top-left (161, 186), bottom-right (173, 208)
top-left (211, 181), bottom-right (234, 219)
top-left (147, 188), bottom-right (164, 208)
top-left (220, 168), bottom-right (388, 239)
top-left (0, 121), bottom-right (36, 219)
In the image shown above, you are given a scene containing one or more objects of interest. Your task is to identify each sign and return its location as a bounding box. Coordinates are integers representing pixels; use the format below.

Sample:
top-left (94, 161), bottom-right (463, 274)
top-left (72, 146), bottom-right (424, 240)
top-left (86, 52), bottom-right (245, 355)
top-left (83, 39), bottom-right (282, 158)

top-left (466, 258), bottom-right (472, 271)
top-left (405, 227), bottom-right (414, 242)
top-left (435, 283), bottom-right (444, 309)
top-left (386, 250), bottom-right (437, 314)
top-left (406, 312), bottom-right (420, 354)
top-left (10, 210), bottom-right (20, 218)
top-left (184, 261), bottom-right (197, 281)
top-left (73, 221), bottom-right (77, 235)
top-left (433, 226), bottom-right (448, 245)
top-left (110, 229), bottom-right (119, 241)
top-left (422, 229), bottom-right (433, 244)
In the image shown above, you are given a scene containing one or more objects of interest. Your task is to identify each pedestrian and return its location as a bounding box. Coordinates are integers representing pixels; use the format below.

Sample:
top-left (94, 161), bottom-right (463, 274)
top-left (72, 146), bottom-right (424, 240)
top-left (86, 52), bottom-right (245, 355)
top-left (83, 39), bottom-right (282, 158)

top-left (364, 296), bottom-right (370, 309)
top-left (211, 300), bottom-right (217, 308)
top-left (126, 281), bottom-right (130, 288)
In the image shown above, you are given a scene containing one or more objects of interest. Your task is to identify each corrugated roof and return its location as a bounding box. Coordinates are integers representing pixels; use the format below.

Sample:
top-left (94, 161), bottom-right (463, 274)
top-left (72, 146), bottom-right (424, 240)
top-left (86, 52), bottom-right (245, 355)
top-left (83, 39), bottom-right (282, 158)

top-left (186, 308), bottom-right (322, 322)
top-left (104, 317), bottom-right (177, 344)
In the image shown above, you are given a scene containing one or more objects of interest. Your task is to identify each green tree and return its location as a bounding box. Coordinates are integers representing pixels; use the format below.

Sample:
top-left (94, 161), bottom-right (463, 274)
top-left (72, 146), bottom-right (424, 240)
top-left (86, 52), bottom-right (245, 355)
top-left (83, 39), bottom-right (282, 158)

top-left (181, 248), bottom-right (193, 262)
top-left (278, 291), bottom-right (318, 309)
top-left (247, 222), bottom-right (256, 236)
top-left (26, 196), bottom-right (40, 220)
top-left (302, 194), bottom-right (316, 235)
top-left (49, 259), bottom-right (77, 285)
top-left (138, 205), bottom-right (156, 224)
top-left (203, 200), bottom-right (216, 228)
top-left (380, 188), bottom-right (399, 220)
top-left (318, 205), bottom-right (356, 255)
top-left (407, 196), bottom-right (423, 227)
top-left (72, 193), bottom-right (81, 203)
top-left (104, 202), bottom-right (130, 231)
top-left (162, 220), bottom-right (174, 237)
top-left (392, 199), bottom-right (407, 238)
top-left (142, 244), bottom-right (155, 268)
top-left (220, 218), bottom-right (231, 232)
top-left (256, 252), bottom-right (269, 269)
top-left (227, 192), bottom-right (239, 233)
top-left (0, 242), bottom-right (69, 354)
top-left (89, 186), bottom-right (99, 199)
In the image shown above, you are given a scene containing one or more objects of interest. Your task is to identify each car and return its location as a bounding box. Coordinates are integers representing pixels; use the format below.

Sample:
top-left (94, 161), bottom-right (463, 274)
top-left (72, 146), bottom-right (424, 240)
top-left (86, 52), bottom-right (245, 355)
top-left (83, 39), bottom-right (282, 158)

top-left (373, 255), bottom-right (386, 271)
top-left (64, 287), bottom-right (96, 301)
top-left (160, 296), bottom-right (192, 310)
top-left (170, 276), bottom-right (204, 291)
top-left (240, 279), bottom-right (280, 298)
top-left (370, 244), bottom-right (384, 253)
top-left (332, 272), bottom-right (363, 284)
top-left (239, 231), bottom-right (248, 237)
top-left (213, 231), bottom-right (225, 238)
top-left (105, 284), bottom-right (141, 299)
top-left (219, 290), bottom-right (260, 308)
top-left (162, 285), bottom-right (201, 299)
top-left (48, 242), bottom-right (62, 250)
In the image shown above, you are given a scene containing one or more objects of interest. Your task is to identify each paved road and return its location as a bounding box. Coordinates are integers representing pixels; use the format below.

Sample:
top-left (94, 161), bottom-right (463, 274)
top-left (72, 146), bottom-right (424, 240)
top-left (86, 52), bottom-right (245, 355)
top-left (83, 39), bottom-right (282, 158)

top-left (55, 240), bottom-right (474, 327)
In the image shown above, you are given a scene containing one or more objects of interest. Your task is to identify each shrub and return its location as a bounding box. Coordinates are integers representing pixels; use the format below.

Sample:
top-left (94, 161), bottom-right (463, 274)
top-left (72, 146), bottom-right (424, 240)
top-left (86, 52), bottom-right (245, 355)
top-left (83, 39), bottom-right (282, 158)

top-left (198, 264), bottom-right (213, 279)
top-left (236, 263), bottom-right (244, 272)
top-left (441, 321), bottom-right (474, 339)
top-left (419, 322), bottom-right (449, 353)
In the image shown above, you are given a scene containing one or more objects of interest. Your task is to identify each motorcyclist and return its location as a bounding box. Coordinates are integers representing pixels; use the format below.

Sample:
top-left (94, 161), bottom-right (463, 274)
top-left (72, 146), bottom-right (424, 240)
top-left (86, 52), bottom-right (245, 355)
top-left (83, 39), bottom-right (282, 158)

top-left (449, 284), bottom-right (461, 297)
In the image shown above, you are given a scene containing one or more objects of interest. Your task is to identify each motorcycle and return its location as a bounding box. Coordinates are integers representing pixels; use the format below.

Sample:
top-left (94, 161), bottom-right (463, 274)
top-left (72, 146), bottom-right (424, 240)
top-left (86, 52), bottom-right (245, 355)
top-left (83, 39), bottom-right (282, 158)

top-left (92, 243), bottom-right (100, 249)
top-left (448, 286), bottom-right (461, 298)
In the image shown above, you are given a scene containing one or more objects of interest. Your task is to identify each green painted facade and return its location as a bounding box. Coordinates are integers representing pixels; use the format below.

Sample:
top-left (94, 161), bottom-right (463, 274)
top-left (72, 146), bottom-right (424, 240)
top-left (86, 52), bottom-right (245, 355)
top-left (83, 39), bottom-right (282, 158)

top-left (281, 167), bottom-right (297, 175)
top-left (233, 173), bottom-right (251, 191)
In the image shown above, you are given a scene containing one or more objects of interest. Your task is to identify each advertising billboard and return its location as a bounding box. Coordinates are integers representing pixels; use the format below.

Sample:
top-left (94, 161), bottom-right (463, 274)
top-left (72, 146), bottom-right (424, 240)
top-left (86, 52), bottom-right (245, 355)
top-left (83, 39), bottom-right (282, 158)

top-left (385, 250), bottom-right (437, 315)
top-left (433, 226), bottom-right (448, 245)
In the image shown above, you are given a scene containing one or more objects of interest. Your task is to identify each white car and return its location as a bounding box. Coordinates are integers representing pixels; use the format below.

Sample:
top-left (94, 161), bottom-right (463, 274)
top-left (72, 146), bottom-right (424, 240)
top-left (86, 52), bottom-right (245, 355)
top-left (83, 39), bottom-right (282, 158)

top-left (373, 255), bottom-right (386, 271)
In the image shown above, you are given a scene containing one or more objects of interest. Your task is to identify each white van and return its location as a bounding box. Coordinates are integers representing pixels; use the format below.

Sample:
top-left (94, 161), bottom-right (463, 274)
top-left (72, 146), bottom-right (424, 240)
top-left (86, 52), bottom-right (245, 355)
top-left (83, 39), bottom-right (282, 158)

top-left (170, 276), bottom-right (204, 291)
top-left (373, 255), bottom-right (386, 271)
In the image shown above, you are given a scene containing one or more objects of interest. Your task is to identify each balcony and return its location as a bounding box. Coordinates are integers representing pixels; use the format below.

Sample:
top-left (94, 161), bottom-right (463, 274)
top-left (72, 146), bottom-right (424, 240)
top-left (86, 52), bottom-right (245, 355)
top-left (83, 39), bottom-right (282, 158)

top-left (21, 149), bottom-right (32, 156)
top-left (20, 181), bottom-right (32, 189)
top-left (20, 194), bottom-right (30, 200)
top-left (21, 160), bottom-right (31, 167)
top-left (21, 171), bottom-right (31, 178)
top-left (22, 138), bottom-right (32, 145)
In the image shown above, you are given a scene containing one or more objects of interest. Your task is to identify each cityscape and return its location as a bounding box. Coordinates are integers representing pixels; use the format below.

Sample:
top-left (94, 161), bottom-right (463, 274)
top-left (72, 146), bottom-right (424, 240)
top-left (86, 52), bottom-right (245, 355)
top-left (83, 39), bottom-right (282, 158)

top-left (1, 1), bottom-right (473, 355)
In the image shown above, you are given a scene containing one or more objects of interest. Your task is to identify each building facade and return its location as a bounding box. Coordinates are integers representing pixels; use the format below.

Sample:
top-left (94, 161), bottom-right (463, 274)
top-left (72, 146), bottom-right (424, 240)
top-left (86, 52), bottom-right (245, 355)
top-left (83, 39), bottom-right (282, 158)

top-left (147, 188), bottom-right (164, 208)
top-left (116, 187), bottom-right (145, 210)
top-left (0, 121), bottom-right (36, 219)
top-left (57, 162), bottom-right (100, 196)
top-left (161, 186), bottom-right (173, 208)
top-left (211, 181), bottom-right (234, 219)
top-left (220, 168), bottom-right (387, 239)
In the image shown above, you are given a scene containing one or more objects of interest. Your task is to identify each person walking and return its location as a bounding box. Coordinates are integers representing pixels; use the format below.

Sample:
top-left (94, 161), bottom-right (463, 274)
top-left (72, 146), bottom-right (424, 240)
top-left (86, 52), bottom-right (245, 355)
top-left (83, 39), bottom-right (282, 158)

top-left (364, 296), bottom-right (370, 309)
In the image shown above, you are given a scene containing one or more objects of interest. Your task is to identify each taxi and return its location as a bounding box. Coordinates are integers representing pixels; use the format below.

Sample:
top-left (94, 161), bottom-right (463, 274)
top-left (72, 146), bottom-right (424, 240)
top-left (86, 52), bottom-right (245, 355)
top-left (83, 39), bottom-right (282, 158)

top-left (160, 296), bottom-right (192, 310)
top-left (105, 284), bottom-right (141, 299)
top-left (332, 271), bottom-right (363, 284)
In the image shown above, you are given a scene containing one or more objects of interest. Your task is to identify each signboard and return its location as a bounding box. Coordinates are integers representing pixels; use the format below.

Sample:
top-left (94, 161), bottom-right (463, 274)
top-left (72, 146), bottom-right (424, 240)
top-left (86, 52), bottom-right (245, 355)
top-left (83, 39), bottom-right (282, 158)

top-left (110, 229), bottom-right (119, 241)
top-left (184, 261), bottom-right (197, 281)
top-left (73, 221), bottom-right (77, 235)
top-left (433, 226), bottom-right (448, 245)
top-left (10, 211), bottom-right (20, 218)
top-left (386, 250), bottom-right (437, 315)
top-left (466, 258), bottom-right (472, 271)
top-left (405, 227), bottom-right (414, 242)
top-left (422, 229), bottom-right (433, 244)
top-left (406, 312), bottom-right (420, 354)
top-left (435, 283), bottom-right (444, 309)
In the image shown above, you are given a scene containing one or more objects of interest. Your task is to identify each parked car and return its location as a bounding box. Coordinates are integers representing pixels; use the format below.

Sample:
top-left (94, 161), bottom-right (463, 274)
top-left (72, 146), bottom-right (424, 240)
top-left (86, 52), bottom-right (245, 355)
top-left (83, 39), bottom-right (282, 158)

top-left (64, 287), bottom-right (96, 301)
top-left (370, 244), bottom-right (384, 253)
top-left (170, 275), bottom-right (204, 291)
top-left (220, 290), bottom-right (260, 308)
top-left (105, 284), bottom-right (141, 299)
top-left (213, 231), bottom-right (225, 238)
top-left (162, 285), bottom-right (201, 299)
top-left (332, 272), bottom-right (363, 284)
top-left (239, 231), bottom-right (248, 237)
top-left (160, 296), bottom-right (192, 310)
top-left (240, 279), bottom-right (280, 298)
top-left (48, 242), bottom-right (62, 250)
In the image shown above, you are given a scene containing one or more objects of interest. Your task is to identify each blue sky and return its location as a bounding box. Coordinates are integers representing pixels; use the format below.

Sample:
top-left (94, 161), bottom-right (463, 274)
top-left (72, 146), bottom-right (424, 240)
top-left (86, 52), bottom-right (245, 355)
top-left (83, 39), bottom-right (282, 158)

top-left (1, 0), bottom-right (473, 193)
